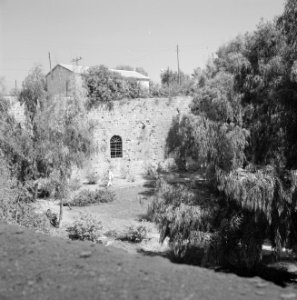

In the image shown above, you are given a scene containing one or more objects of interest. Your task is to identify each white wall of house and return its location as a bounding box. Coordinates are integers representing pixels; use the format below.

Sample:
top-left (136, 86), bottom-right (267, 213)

top-left (46, 66), bottom-right (77, 97)
top-left (46, 65), bottom-right (150, 97)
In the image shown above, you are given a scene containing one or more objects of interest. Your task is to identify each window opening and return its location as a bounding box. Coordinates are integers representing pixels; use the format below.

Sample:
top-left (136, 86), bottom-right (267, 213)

top-left (110, 135), bottom-right (122, 158)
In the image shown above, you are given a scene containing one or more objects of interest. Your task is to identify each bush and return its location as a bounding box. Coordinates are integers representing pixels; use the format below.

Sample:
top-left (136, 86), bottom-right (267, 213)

top-left (0, 159), bottom-right (50, 233)
top-left (83, 65), bottom-right (148, 109)
top-left (148, 179), bottom-right (216, 257)
top-left (37, 178), bottom-right (56, 198)
top-left (117, 224), bottom-right (149, 243)
top-left (85, 171), bottom-right (99, 185)
top-left (16, 203), bottom-right (50, 233)
top-left (66, 189), bottom-right (116, 207)
top-left (67, 213), bottom-right (102, 241)
top-left (69, 176), bottom-right (82, 191)
top-left (149, 167), bottom-right (297, 270)
top-left (144, 162), bottom-right (159, 180)
top-left (157, 159), bottom-right (177, 173)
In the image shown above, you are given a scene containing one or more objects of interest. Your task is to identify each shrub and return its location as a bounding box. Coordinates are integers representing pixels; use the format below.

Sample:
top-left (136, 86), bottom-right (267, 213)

top-left (67, 189), bottom-right (116, 207)
top-left (67, 213), bottom-right (102, 241)
top-left (69, 176), bottom-right (82, 191)
top-left (83, 65), bottom-right (148, 109)
top-left (144, 162), bottom-right (159, 180)
top-left (16, 203), bottom-right (50, 233)
top-left (85, 171), bottom-right (99, 185)
top-left (150, 167), bottom-right (297, 270)
top-left (117, 224), bottom-right (149, 243)
top-left (37, 178), bottom-right (56, 198)
top-left (0, 159), bottom-right (50, 233)
top-left (157, 159), bottom-right (177, 173)
top-left (148, 179), bottom-right (218, 260)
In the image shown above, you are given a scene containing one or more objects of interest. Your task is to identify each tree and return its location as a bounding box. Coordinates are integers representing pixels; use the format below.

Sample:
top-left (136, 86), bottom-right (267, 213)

top-left (84, 65), bottom-right (129, 108)
top-left (2, 68), bottom-right (95, 228)
top-left (18, 65), bottom-right (47, 123)
top-left (160, 68), bottom-right (179, 86)
top-left (156, 0), bottom-right (297, 268)
top-left (0, 82), bottom-right (48, 230)
top-left (83, 65), bottom-right (147, 109)
top-left (159, 68), bottom-right (194, 96)
top-left (35, 94), bottom-right (94, 227)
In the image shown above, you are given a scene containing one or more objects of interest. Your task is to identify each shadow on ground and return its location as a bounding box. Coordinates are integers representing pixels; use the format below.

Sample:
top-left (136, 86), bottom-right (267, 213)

top-left (138, 247), bottom-right (297, 287)
top-left (137, 172), bottom-right (297, 288)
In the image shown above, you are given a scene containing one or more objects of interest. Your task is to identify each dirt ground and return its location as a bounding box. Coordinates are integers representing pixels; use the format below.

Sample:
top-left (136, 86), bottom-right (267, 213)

top-left (2, 175), bottom-right (297, 299)
top-left (1, 223), bottom-right (297, 300)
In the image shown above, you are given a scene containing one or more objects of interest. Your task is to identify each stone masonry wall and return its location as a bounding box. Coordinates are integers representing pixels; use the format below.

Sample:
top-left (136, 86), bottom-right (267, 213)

top-left (85, 96), bottom-right (192, 179)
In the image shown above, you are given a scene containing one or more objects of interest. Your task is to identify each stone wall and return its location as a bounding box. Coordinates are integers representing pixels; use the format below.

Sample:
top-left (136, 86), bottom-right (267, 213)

top-left (5, 94), bottom-right (193, 180)
top-left (85, 96), bottom-right (192, 179)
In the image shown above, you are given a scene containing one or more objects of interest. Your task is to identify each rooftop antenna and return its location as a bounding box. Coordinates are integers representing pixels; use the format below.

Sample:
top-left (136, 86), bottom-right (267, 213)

top-left (71, 56), bottom-right (82, 66)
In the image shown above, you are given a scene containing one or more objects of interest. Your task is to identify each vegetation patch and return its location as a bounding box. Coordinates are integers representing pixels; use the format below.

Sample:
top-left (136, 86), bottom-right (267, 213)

top-left (85, 171), bottom-right (99, 185)
top-left (68, 176), bottom-right (82, 192)
top-left (67, 213), bottom-right (103, 242)
top-left (66, 189), bottom-right (116, 207)
top-left (117, 224), bottom-right (150, 243)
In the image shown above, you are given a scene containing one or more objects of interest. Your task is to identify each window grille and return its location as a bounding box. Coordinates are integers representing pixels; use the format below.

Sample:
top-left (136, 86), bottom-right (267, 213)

top-left (110, 135), bottom-right (122, 158)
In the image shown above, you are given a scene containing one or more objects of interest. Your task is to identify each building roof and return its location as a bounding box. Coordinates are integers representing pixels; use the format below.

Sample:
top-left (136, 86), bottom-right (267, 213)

top-left (59, 64), bottom-right (90, 74)
top-left (109, 69), bottom-right (149, 80)
top-left (46, 64), bottom-right (150, 81)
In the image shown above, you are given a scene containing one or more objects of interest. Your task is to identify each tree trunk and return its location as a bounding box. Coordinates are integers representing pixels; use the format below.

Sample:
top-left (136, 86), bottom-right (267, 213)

top-left (32, 180), bottom-right (38, 202)
top-left (57, 198), bottom-right (63, 228)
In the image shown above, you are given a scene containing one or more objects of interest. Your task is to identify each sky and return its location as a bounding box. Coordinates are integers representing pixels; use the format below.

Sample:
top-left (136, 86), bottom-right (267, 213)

top-left (0, 0), bottom-right (285, 92)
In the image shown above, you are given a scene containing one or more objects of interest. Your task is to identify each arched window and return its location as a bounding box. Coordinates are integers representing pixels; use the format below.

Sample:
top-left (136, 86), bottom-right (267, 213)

top-left (110, 135), bottom-right (122, 158)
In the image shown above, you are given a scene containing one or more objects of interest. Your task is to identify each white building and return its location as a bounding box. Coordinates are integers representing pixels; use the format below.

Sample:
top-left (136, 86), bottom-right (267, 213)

top-left (46, 64), bottom-right (150, 97)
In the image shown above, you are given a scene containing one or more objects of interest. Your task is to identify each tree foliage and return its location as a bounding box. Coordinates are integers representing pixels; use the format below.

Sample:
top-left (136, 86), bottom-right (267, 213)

top-left (18, 65), bottom-right (47, 123)
top-left (0, 67), bottom-right (95, 228)
top-left (158, 68), bottom-right (195, 96)
top-left (83, 65), bottom-right (148, 109)
top-left (154, 0), bottom-right (297, 269)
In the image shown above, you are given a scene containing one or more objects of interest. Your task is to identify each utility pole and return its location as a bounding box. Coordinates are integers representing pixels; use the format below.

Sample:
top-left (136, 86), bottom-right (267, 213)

top-left (176, 44), bottom-right (181, 85)
top-left (71, 56), bottom-right (82, 65)
top-left (48, 52), bottom-right (53, 79)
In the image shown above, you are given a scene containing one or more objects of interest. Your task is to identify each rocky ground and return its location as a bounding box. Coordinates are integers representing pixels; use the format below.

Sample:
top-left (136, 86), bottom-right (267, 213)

top-left (1, 223), bottom-right (297, 300)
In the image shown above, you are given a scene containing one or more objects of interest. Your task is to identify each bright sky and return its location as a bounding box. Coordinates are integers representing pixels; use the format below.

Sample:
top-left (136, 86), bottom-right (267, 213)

top-left (0, 0), bottom-right (285, 92)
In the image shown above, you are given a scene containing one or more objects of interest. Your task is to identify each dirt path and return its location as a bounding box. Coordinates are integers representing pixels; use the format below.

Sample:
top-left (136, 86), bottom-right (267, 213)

top-left (1, 224), bottom-right (297, 300)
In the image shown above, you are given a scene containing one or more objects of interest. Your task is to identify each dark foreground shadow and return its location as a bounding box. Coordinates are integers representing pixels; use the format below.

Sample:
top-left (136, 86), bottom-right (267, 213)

top-left (214, 262), bottom-right (297, 287)
top-left (138, 248), bottom-right (297, 287)
top-left (137, 172), bottom-right (297, 287)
